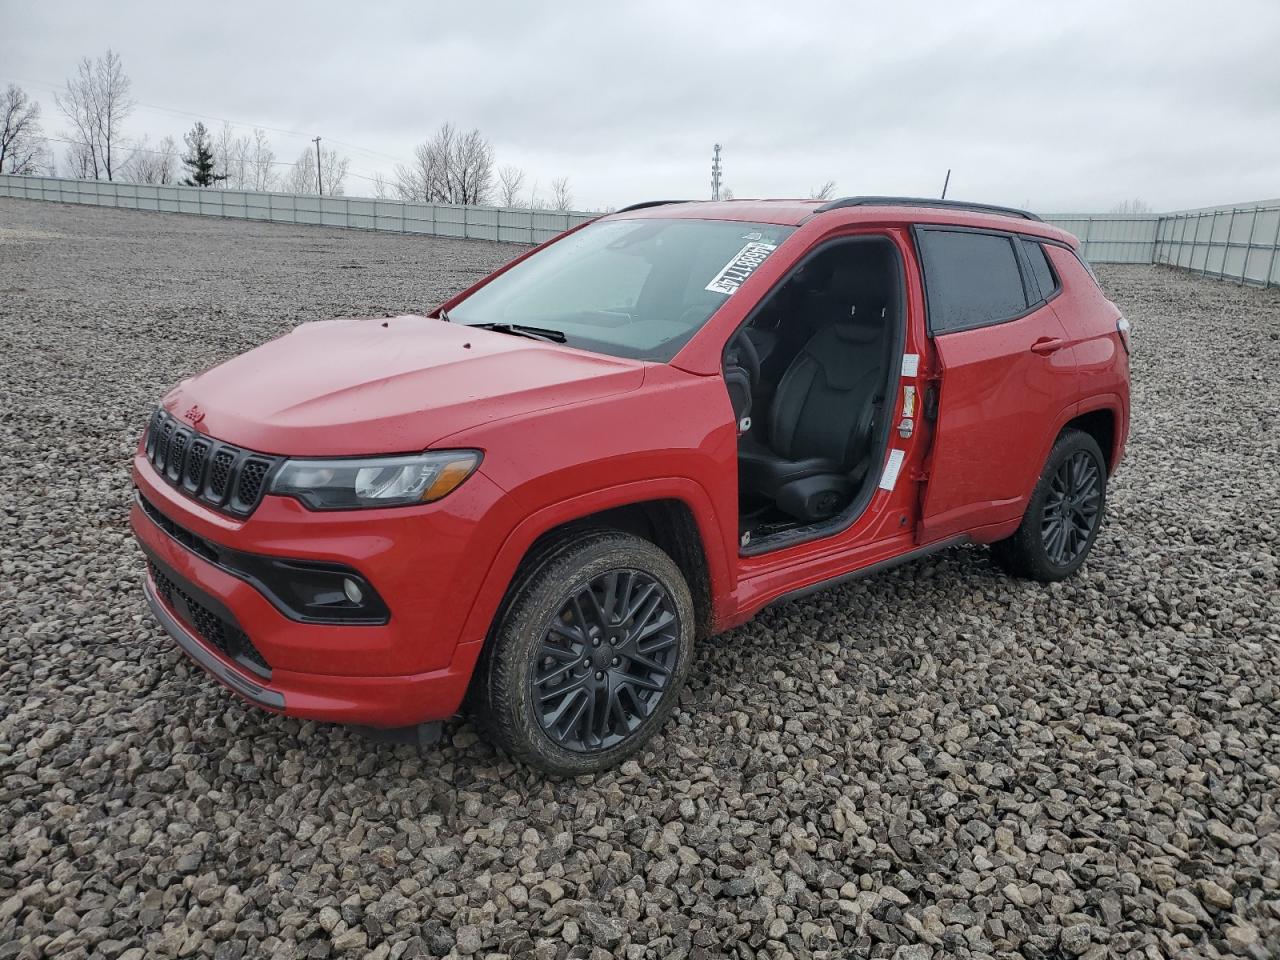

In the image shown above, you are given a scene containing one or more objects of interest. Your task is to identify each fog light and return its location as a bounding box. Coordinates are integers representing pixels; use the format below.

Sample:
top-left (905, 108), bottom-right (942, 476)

top-left (343, 578), bottom-right (364, 605)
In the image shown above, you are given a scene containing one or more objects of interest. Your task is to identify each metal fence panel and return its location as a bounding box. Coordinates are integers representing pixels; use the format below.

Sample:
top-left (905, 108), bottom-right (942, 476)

top-left (1150, 199), bottom-right (1280, 286)
top-left (1040, 215), bottom-right (1159, 264)
top-left (3, 173), bottom-right (1277, 287)
top-left (245, 192), bottom-right (270, 220)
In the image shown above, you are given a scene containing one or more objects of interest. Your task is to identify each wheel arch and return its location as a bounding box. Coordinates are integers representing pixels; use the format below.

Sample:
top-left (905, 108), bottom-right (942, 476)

top-left (459, 479), bottom-right (731, 651)
top-left (1065, 395), bottom-right (1126, 473)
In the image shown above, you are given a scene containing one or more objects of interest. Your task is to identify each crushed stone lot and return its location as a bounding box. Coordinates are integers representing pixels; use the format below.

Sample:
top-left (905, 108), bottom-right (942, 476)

top-left (1, 198), bottom-right (1278, 960)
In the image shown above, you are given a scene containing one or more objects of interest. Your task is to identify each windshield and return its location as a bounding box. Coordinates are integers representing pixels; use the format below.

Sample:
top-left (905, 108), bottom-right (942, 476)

top-left (447, 217), bottom-right (795, 361)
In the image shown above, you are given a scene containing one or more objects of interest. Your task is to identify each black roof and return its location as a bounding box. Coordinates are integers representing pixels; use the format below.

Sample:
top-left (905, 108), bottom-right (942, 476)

top-left (613, 200), bottom-right (690, 214)
top-left (814, 196), bottom-right (1043, 222)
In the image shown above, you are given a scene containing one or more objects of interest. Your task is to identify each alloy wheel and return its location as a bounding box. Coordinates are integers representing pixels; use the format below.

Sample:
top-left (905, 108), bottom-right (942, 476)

top-left (530, 569), bottom-right (681, 753)
top-left (1040, 450), bottom-right (1102, 566)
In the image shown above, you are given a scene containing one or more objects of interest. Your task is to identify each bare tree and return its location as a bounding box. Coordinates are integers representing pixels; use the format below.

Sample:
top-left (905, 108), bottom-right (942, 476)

top-left (283, 152), bottom-right (314, 195)
top-left (246, 129), bottom-right (276, 192)
top-left (124, 134), bottom-right (177, 184)
top-left (497, 164), bottom-right (526, 207)
top-left (1111, 198), bottom-right (1152, 215)
top-left (371, 171), bottom-right (391, 199)
top-left (55, 49), bottom-right (134, 180)
top-left (0, 84), bottom-right (48, 174)
top-left (394, 123), bottom-right (494, 205)
top-left (550, 176), bottom-right (573, 212)
top-left (394, 135), bottom-right (448, 202)
top-left (319, 147), bottom-right (350, 196)
top-left (451, 127), bottom-right (494, 204)
top-left (65, 140), bottom-right (96, 178)
top-left (721, 187), bottom-right (735, 201)
top-left (284, 145), bottom-right (350, 196)
top-left (809, 180), bottom-right (837, 200)
top-left (214, 122), bottom-right (251, 189)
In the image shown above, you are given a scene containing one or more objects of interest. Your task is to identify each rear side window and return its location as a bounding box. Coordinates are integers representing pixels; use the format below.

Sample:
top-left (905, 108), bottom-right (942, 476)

top-left (917, 229), bottom-right (1029, 334)
top-left (1020, 239), bottom-right (1058, 301)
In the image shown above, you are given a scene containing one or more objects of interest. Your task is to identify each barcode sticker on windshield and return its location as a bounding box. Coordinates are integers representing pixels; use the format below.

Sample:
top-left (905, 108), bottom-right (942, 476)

top-left (879, 449), bottom-right (906, 491)
top-left (705, 242), bottom-right (778, 296)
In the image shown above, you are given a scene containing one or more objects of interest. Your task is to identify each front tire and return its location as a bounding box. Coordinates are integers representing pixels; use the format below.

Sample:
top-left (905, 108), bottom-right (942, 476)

top-left (471, 530), bottom-right (695, 776)
top-left (992, 429), bottom-right (1107, 582)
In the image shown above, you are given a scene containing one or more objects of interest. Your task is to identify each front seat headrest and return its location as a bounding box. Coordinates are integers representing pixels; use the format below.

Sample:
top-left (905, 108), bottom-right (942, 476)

top-left (833, 302), bottom-right (887, 342)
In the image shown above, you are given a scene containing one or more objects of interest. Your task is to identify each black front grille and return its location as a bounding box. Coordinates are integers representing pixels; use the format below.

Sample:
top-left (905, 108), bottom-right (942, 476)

top-left (148, 558), bottom-right (271, 677)
top-left (138, 491), bottom-right (219, 564)
top-left (142, 408), bottom-right (281, 517)
top-left (209, 449), bottom-right (234, 499)
top-left (237, 460), bottom-right (270, 505)
top-left (184, 439), bottom-right (210, 490)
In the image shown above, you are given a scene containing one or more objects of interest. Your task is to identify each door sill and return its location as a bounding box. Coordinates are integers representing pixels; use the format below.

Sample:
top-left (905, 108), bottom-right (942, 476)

top-left (764, 535), bottom-right (969, 607)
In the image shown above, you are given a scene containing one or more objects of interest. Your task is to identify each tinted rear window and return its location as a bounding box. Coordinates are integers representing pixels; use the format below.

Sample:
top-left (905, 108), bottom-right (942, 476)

top-left (918, 230), bottom-right (1029, 333)
top-left (1020, 238), bottom-right (1058, 301)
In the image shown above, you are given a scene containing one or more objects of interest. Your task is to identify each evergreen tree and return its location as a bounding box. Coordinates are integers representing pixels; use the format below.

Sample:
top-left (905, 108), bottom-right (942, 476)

top-left (180, 122), bottom-right (225, 187)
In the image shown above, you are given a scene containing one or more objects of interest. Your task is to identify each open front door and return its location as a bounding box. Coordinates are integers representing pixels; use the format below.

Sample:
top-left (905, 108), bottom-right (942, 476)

top-left (915, 227), bottom-right (1078, 542)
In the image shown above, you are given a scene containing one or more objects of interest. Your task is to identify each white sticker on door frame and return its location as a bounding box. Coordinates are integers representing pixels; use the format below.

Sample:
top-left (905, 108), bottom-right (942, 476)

top-left (879, 448), bottom-right (906, 491)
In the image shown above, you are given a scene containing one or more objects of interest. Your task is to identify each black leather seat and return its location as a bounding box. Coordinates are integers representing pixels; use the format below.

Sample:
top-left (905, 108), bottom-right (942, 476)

top-left (739, 302), bottom-right (886, 521)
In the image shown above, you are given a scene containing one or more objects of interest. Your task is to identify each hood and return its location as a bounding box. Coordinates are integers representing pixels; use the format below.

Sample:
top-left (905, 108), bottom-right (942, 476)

top-left (165, 315), bottom-right (645, 456)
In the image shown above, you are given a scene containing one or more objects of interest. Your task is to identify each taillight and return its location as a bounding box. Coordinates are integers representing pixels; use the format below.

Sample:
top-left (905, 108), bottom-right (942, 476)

top-left (1116, 316), bottom-right (1131, 356)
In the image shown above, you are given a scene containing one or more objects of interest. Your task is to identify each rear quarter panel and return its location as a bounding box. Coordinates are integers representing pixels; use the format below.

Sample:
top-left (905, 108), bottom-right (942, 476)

top-left (1046, 246), bottom-right (1131, 467)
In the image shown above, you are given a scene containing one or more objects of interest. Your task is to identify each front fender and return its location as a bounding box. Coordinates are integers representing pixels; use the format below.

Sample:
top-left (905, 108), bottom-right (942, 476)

top-left (457, 476), bottom-right (735, 651)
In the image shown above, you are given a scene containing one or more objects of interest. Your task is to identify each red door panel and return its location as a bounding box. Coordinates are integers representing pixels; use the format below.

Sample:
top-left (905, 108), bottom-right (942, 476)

top-left (919, 304), bottom-right (1078, 541)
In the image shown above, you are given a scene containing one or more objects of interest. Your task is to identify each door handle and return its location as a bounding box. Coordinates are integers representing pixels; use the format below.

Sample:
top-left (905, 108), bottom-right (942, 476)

top-left (1030, 336), bottom-right (1066, 355)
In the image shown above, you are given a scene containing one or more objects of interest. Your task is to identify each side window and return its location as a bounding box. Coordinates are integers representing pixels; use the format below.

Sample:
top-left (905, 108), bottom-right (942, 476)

top-left (1020, 238), bottom-right (1059, 301)
top-left (918, 229), bottom-right (1029, 334)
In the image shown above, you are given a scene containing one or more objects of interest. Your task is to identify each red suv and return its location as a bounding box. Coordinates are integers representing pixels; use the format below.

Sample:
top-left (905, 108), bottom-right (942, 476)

top-left (131, 196), bottom-right (1129, 775)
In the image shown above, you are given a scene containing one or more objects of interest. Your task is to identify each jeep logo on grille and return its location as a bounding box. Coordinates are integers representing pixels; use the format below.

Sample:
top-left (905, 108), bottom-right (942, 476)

top-left (183, 404), bottom-right (205, 425)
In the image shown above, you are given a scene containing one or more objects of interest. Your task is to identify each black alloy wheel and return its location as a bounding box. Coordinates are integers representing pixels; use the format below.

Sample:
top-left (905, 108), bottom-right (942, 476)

top-left (531, 570), bottom-right (680, 752)
top-left (471, 530), bottom-right (695, 776)
top-left (1040, 450), bottom-right (1103, 566)
top-left (991, 428), bottom-right (1108, 583)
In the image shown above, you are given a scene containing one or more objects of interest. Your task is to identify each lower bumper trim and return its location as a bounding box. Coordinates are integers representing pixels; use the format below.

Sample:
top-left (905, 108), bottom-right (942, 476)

top-left (145, 578), bottom-right (286, 710)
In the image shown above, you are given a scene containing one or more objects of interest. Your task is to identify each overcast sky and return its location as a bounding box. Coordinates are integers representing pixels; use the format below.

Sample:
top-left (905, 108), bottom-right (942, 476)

top-left (3, 0), bottom-right (1278, 212)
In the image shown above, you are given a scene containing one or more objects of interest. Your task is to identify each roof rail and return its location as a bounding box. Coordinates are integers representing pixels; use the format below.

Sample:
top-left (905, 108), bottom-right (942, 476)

top-left (814, 196), bottom-right (1043, 222)
top-left (613, 200), bottom-right (690, 214)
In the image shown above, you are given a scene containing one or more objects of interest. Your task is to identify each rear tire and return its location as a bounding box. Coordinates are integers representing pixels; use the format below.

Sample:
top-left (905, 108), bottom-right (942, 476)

top-left (471, 530), bottom-right (695, 776)
top-left (992, 429), bottom-right (1107, 582)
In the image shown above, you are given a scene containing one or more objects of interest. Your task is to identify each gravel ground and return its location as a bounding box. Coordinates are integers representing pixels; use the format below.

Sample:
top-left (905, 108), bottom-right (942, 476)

top-left (1, 198), bottom-right (1278, 960)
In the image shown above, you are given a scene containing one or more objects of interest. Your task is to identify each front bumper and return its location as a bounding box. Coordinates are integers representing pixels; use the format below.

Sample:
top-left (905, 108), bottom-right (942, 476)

top-left (143, 575), bottom-right (285, 712)
top-left (142, 567), bottom-right (483, 725)
top-left (131, 451), bottom-right (507, 727)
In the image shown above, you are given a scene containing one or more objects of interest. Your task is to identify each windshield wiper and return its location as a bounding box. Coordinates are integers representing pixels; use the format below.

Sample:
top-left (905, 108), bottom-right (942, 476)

top-left (470, 322), bottom-right (567, 343)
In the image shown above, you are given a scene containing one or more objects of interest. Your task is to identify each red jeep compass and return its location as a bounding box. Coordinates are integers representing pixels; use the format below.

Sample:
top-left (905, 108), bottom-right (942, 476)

top-left (131, 196), bottom-right (1130, 775)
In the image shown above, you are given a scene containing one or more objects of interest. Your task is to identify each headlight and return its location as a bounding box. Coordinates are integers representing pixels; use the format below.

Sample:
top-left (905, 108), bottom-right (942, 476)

top-left (269, 451), bottom-right (481, 510)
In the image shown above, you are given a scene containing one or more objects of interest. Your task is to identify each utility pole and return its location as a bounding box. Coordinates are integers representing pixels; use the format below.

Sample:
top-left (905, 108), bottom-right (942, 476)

top-left (313, 137), bottom-right (323, 195)
top-left (940, 168), bottom-right (951, 200)
top-left (711, 144), bottom-right (722, 201)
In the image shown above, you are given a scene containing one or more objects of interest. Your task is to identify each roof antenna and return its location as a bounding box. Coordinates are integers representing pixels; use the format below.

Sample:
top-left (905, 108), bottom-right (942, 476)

top-left (940, 169), bottom-right (951, 199)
